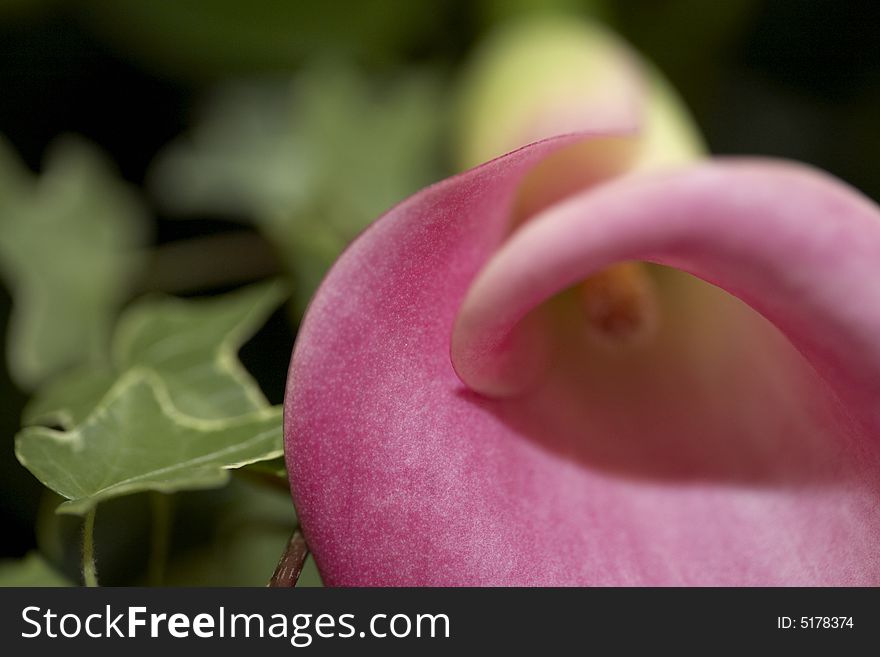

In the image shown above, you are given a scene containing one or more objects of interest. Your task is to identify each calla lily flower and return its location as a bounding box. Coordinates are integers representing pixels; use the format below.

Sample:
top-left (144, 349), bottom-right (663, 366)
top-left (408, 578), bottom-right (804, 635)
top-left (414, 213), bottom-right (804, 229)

top-left (284, 19), bottom-right (880, 585)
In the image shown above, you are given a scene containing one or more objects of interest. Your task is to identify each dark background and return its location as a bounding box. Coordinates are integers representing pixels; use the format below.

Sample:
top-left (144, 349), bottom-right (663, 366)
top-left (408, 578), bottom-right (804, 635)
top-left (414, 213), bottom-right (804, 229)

top-left (1, 0), bottom-right (877, 567)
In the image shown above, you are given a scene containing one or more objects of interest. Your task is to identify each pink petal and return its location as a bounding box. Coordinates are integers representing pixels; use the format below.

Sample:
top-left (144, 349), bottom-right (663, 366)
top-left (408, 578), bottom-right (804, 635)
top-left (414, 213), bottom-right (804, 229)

top-left (285, 143), bottom-right (880, 585)
top-left (453, 159), bottom-right (880, 432)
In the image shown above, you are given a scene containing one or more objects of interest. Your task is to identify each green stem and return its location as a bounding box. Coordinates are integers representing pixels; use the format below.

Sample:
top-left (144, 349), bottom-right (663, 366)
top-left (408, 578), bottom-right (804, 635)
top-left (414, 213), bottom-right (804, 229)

top-left (149, 492), bottom-right (174, 586)
top-left (82, 508), bottom-right (98, 587)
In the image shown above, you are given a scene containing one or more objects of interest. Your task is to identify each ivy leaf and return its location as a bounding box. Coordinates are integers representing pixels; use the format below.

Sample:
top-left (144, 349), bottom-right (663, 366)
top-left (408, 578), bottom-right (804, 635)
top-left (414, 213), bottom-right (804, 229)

top-left (149, 64), bottom-right (446, 311)
top-left (23, 366), bottom-right (116, 429)
top-left (0, 136), bottom-right (148, 389)
top-left (23, 280), bottom-right (285, 428)
top-left (16, 369), bottom-right (283, 515)
top-left (18, 283), bottom-right (287, 515)
top-left (239, 455), bottom-right (287, 480)
top-left (111, 280), bottom-right (284, 419)
top-left (0, 552), bottom-right (72, 587)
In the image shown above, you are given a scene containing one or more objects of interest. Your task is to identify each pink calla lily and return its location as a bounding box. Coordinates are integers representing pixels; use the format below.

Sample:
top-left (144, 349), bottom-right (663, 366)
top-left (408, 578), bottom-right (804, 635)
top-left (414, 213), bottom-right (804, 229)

top-left (284, 21), bottom-right (880, 585)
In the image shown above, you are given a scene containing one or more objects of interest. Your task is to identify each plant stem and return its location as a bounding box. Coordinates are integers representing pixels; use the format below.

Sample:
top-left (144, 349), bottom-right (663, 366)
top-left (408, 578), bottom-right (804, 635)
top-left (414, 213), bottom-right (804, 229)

top-left (82, 508), bottom-right (98, 587)
top-left (149, 492), bottom-right (174, 586)
top-left (268, 528), bottom-right (308, 587)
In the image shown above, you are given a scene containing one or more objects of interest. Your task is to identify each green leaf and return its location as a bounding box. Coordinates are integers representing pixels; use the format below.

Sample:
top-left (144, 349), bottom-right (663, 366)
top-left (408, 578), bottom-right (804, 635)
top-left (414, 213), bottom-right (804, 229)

top-left (16, 369), bottom-right (283, 516)
top-left (112, 280), bottom-right (284, 419)
top-left (0, 552), bottom-right (72, 587)
top-left (23, 280), bottom-right (285, 428)
top-left (150, 64), bottom-right (446, 311)
top-left (239, 455), bottom-right (287, 480)
top-left (0, 136), bottom-right (148, 389)
top-left (23, 366), bottom-right (116, 429)
top-left (18, 283), bottom-right (287, 516)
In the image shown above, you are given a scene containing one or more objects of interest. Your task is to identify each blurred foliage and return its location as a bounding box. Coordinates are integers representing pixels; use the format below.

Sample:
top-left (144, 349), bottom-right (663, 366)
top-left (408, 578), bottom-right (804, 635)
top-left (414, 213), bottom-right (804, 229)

top-left (0, 136), bottom-right (147, 389)
top-left (29, 480), bottom-right (319, 587)
top-left (79, 0), bottom-right (447, 78)
top-left (151, 64), bottom-right (447, 311)
top-left (0, 551), bottom-right (71, 586)
top-left (163, 480), bottom-right (320, 587)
